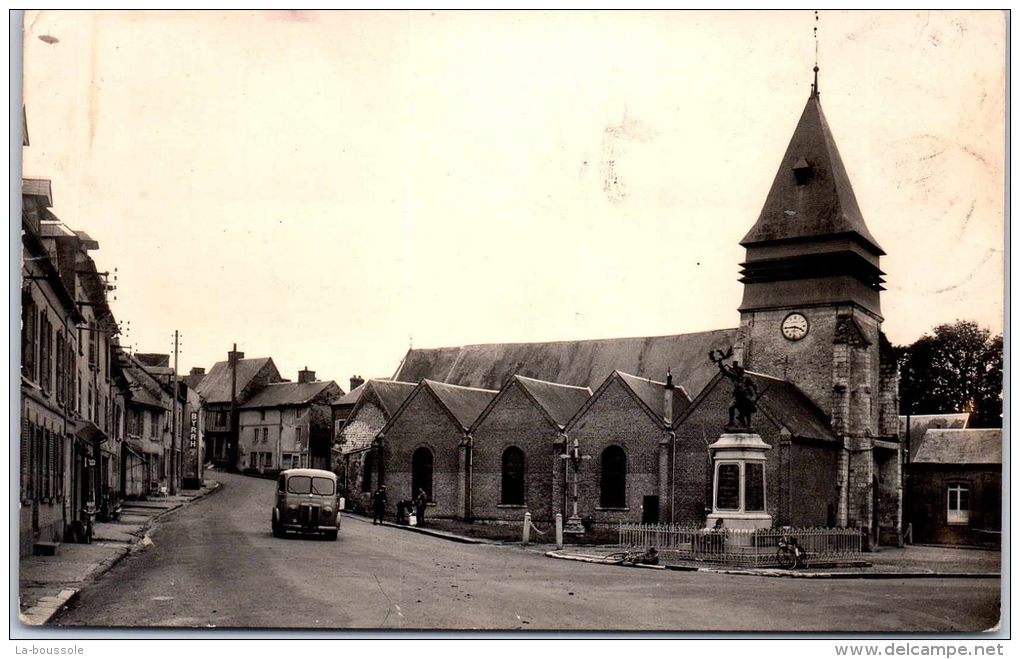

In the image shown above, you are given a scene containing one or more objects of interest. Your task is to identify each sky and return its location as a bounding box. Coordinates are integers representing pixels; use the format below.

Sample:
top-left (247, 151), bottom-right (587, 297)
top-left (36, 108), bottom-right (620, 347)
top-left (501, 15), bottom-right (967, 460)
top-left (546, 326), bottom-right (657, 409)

top-left (18, 10), bottom-right (1006, 390)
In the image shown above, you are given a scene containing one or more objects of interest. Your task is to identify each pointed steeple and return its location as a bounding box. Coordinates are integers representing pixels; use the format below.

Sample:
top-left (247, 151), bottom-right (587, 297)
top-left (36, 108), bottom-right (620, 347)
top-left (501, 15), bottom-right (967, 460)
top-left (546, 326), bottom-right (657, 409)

top-left (738, 76), bottom-right (886, 318)
top-left (741, 85), bottom-right (883, 255)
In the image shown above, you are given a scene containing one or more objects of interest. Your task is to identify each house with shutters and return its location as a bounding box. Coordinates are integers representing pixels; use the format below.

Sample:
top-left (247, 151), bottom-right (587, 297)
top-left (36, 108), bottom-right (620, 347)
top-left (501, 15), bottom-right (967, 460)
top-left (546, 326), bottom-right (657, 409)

top-left (193, 349), bottom-right (282, 469)
top-left (237, 369), bottom-right (341, 473)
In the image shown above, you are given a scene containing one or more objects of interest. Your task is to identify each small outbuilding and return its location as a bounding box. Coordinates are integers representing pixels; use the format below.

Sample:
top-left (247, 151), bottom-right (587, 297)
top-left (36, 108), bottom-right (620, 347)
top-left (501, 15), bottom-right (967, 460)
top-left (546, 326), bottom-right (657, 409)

top-left (906, 428), bottom-right (1002, 547)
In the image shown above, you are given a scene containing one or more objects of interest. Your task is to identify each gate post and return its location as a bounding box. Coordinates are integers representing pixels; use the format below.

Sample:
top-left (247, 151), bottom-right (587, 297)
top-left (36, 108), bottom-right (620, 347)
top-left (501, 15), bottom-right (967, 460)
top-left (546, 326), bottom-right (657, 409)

top-left (555, 513), bottom-right (563, 549)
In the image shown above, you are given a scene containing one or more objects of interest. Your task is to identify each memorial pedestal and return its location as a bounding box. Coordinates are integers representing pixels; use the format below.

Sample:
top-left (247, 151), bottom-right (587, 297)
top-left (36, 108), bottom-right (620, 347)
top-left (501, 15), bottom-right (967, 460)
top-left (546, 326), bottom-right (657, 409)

top-left (705, 432), bottom-right (773, 531)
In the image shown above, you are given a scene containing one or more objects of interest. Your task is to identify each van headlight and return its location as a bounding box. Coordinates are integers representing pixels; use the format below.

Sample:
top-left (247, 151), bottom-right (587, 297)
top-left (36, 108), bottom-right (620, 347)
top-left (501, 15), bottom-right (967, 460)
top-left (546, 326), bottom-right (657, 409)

top-left (323, 507), bottom-right (333, 518)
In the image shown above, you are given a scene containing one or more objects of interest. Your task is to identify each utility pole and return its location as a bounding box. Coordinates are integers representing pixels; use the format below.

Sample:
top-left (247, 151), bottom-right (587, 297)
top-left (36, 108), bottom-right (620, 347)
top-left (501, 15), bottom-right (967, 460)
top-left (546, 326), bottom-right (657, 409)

top-left (170, 330), bottom-right (180, 494)
top-left (229, 342), bottom-right (239, 472)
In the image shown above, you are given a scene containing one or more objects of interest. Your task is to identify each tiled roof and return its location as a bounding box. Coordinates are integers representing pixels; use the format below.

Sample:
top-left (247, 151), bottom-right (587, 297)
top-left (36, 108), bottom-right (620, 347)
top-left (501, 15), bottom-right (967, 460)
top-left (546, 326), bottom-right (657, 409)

top-left (899, 413), bottom-right (970, 460)
top-left (370, 380), bottom-right (418, 416)
top-left (423, 380), bottom-right (498, 431)
top-left (393, 328), bottom-right (737, 399)
top-left (913, 429), bottom-right (1002, 465)
top-left (750, 373), bottom-right (839, 442)
top-left (239, 381), bottom-right (340, 409)
top-left (676, 370), bottom-right (838, 442)
top-left (618, 371), bottom-right (692, 423)
top-left (121, 353), bottom-right (167, 410)
top-left (195, 357), bottom-right (279, 404)
top-left (741, 94), bottom-right (883, 254)
top-left (513, 376), bottom-right (592, 429)
top-left (333, 381), bottom-right (367, 407)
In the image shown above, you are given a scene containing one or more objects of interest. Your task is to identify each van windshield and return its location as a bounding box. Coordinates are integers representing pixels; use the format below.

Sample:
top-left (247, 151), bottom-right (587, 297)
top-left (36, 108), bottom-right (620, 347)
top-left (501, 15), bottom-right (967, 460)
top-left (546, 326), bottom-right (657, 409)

top-left (312, 477), bottom-right (335, 496)
top-left (287, 475), bottom-right (335, 496)
top-left (287, 476), bottom-right (311, 494)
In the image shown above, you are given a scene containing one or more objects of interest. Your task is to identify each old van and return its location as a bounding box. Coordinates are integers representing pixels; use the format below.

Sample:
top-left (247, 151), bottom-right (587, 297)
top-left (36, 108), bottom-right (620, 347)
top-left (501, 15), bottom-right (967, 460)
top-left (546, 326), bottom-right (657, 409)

top-left (272, 469), bottom-right (341, 540)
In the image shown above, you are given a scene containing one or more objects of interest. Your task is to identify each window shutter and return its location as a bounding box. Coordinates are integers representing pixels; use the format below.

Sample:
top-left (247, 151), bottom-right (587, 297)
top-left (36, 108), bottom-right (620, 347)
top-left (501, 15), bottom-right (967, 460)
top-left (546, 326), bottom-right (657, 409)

top-left (57, 433), bottom-right (64, 501)
top-left (30, 424), bottom-right (39, 500)
top-left (20, 423), bottom-right (29, 501)
top-left (43, 428), bottom-right (50, 499)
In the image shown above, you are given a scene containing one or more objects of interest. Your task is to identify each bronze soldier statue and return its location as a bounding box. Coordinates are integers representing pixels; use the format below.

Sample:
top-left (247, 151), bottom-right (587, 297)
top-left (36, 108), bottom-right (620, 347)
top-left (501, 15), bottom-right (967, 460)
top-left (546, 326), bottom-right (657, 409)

top-left (709, 348), bottom-right (758, 429)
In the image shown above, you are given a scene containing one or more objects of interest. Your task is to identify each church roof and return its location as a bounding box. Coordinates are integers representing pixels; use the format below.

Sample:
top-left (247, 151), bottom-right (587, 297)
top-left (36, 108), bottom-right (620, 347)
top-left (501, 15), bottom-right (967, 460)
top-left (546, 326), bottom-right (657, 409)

top-left (472, 375), bottom-right (592, 432)
top-left (566, 370), bottom-right (692, 432)
top-left (392, 329), bottom-right (737, 400)
top-left (423, 380), bottom-right (498, 431)
top-left (617, 372), bottom-right (691, 423)
top-left (674, 370), bottom-right (838, 443)
top-left (741, 91), bottom-right (884, 255)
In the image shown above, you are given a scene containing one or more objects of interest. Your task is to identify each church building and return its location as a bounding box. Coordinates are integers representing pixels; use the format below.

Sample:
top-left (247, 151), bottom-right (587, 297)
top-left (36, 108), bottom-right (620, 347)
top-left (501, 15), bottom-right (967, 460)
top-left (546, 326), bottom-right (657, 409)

top-left (353, 70), bottom-right (902, 546)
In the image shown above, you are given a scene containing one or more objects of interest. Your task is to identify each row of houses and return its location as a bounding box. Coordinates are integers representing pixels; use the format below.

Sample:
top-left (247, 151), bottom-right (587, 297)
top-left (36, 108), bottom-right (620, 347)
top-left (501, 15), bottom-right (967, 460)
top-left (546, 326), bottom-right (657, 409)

top-left (19, 112), bottom-right (205, 555)
top-left (186, 351), bottom-right (342, 475)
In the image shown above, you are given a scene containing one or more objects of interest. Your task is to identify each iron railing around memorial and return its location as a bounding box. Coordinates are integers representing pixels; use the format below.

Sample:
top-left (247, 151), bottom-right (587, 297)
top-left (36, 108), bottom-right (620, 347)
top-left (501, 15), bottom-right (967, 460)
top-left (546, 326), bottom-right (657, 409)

top-left (618, 523), bottom-right (864, 567)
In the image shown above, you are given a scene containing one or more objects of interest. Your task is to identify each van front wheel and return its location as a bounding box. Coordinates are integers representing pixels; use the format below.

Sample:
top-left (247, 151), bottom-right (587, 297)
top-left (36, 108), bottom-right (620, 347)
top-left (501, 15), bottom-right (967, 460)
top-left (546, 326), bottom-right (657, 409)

top-left (325, 529), bottom-right (338, 541)
top-left (272, 519), bottom-right (284, 538)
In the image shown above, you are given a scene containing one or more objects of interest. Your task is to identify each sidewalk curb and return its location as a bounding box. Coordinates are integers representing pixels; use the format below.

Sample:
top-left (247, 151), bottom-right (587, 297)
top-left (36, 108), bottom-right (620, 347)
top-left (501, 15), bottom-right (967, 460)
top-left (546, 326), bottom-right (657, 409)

top-left (20, 481), bottom-right (221, 626)
top-left (544, 551), bottom-right (665, 570)
top-left (341, 513), bottom-right (491, 545)
top-left (544, 551), bottom-right (999, 579)
top-left (695, 567), bottom-right (1002, 579)
top-left (19, 588), bottom-right (79, 627)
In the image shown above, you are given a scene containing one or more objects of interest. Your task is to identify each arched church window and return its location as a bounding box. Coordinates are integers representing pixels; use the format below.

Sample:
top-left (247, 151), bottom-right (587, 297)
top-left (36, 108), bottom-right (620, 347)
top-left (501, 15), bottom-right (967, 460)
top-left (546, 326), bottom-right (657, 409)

top-left (600, 445), bottom-right (627, 508)
top-left (412, 447), bottom-right (434, 501)
top-left (501, 446), bottom-right (525, 505)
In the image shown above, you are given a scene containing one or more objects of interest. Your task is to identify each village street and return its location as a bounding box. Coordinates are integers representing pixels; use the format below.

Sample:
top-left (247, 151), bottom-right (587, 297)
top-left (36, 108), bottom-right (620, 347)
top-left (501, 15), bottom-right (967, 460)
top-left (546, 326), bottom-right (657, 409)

top-left (55, 471), bottom-right (1000, 632)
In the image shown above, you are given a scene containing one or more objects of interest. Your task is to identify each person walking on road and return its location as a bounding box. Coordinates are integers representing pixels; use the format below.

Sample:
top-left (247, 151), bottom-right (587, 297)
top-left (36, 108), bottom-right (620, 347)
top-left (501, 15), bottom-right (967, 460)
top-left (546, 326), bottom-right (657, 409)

top-left (372, 486), bottom-right (388, 525)
top-left (415, 488), bottom-right (428, 527)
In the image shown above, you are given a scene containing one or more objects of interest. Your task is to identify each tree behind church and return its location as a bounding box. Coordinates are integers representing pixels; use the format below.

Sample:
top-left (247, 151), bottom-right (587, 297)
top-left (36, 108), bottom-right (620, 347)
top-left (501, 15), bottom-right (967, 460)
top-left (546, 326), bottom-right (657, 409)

top-left (896, 320), bottom-right (1003, 428)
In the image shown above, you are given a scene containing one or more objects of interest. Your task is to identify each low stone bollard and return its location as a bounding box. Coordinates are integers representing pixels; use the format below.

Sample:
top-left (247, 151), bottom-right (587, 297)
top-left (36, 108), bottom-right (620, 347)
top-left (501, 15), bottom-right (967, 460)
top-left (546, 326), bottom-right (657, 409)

top-left (523, 512), bottom-right (531, 546)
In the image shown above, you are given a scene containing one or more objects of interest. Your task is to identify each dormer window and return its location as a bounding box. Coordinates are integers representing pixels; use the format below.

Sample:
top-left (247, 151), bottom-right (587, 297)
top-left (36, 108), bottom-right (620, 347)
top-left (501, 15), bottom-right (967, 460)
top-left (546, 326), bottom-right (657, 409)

top-left (792, 157), bottom-right (813, 185)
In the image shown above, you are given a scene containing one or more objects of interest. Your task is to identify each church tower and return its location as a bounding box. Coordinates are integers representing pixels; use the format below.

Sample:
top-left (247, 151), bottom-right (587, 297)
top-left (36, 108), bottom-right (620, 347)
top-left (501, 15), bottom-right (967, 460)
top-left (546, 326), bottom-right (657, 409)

top-left (735, 70), bottom-right (902, 543)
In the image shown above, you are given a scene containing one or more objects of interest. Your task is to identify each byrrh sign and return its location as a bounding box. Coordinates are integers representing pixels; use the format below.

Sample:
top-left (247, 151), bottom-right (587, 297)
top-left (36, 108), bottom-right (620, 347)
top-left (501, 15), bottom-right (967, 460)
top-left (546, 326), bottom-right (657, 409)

top-left (189, 412), bottom-right (198, 449)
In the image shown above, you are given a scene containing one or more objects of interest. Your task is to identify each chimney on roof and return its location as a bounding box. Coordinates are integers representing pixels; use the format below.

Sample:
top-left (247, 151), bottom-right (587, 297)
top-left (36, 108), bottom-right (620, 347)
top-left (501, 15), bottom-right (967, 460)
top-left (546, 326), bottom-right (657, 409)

top-left (227, 346), bottom-right (244, 367)
top-left (190, 367), bottom-right (205, 377)
top-left (350, 375), bottom-right (365, 391)
top-left (663, 369), bottom-right (675, 425)
top-left (298, 367), bottom-right (316, 384)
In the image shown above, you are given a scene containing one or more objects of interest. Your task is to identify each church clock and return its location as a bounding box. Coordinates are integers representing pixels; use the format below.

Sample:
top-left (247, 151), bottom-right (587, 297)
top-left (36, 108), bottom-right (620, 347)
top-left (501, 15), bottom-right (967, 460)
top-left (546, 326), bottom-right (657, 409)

top-left (781, 313), bottom-right (808, 341)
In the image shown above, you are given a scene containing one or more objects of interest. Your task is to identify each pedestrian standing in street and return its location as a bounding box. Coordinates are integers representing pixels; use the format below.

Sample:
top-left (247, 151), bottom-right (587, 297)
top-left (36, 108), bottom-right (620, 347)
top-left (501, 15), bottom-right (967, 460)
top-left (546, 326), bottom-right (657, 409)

top-left (372, 485), bottom-right (387, 525)
top-left (415, 488), bottom-right (428, 527)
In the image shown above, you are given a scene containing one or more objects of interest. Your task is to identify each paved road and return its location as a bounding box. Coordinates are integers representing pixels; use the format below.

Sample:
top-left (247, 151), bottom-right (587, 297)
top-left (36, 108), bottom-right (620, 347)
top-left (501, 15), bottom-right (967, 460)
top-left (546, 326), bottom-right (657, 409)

top-left (56, 471), bottom-right (1001, 631)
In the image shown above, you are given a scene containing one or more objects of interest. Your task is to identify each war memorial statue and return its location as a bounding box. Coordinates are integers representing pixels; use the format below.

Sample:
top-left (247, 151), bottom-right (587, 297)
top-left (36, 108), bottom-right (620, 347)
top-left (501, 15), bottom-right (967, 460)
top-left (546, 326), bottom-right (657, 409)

top-left (709, 348), bottom-right (758, 429)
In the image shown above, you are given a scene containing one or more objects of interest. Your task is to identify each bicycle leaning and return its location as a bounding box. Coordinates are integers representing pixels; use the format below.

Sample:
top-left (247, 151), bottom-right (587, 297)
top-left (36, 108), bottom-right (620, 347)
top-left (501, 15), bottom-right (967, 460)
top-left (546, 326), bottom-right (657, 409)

top-left (776, 531), bottom-right (806, 569)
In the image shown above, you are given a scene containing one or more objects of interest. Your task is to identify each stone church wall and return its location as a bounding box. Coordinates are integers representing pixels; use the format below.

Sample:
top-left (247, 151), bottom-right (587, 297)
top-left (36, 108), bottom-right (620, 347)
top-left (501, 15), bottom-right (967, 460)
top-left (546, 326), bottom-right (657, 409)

top-left (470, 383), bottom-right (559, 523)
top-left (382, 390), bottom-right (463, 519)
